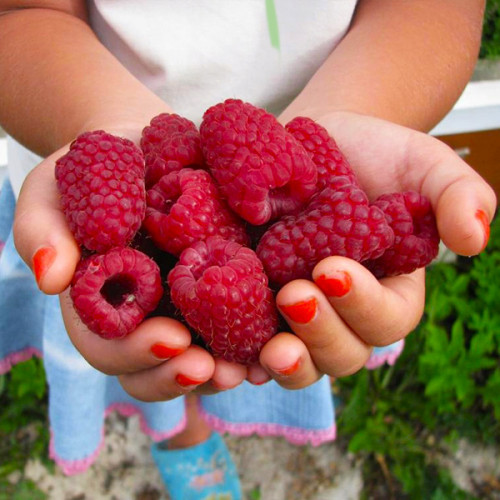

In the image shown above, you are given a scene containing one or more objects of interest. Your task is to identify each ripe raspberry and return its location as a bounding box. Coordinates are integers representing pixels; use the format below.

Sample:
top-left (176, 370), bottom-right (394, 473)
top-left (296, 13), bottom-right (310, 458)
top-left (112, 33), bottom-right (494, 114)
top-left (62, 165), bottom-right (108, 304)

top-left (141, 113), bottom-right (204, 188)
top-left (70, 247), bottom-right (163, 339)
top-left (364, 191), bottom-right (440, 278)
top-left (285, 116), bottom-right (359, 190)
top-left (141, 113), bottom-right (199, 156)
top-left (144, 131), bottom-right (205, 188)
top-left (143, 168), bottom-right (249, 256)
top-left (168, 237), bottom-right (278, 364)
top-left (256, 184), bottom-right (394, 286)
top-left (55, 130), bottom-right (146, 253)
top-left (200, 99), bottom-right (317, 225)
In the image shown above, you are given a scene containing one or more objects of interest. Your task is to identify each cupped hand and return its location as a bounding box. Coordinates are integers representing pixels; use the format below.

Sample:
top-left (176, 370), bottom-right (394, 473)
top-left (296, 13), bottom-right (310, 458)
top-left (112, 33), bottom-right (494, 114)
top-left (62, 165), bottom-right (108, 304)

top-left (13, 135), bottom-right (248, 402)
top-left (259, 111), bottom-right (497, 389)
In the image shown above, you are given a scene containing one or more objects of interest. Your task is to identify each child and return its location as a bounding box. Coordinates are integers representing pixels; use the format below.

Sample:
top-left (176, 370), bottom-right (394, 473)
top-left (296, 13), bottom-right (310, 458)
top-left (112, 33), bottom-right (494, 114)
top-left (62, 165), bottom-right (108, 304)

top-left (0, 1), bottom-right (496, 499)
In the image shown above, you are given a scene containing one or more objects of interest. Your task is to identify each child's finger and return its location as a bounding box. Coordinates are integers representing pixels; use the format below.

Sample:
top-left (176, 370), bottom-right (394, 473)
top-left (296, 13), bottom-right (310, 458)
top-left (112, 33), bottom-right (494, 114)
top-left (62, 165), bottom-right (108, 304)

top-left (60, 292), bottom-right (193, 375)
top-left (196, 358), bottom-right (248, 394)
top-left (411, 137), bottom-right (496, 257)
top-left (13, 149), bottom-right (80, 294)
top-left (119, 346), bottom-right (216, 402)
top-left (276, 280), bottom-right (373, 378)
top-left (311, 256), bottom-right (425, 347)
top-left (259, 332), bottom-right (322, 390)
top-left (433, 174), bottom-right (495, 257)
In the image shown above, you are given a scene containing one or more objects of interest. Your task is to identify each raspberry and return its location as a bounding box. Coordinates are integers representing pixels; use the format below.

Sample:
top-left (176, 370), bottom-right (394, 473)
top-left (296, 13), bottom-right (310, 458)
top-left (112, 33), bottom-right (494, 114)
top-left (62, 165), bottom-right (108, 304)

top-left (200, 99), bottom-right (317, 225)
top-left (256, 184), bottom-right (394, 286)
top-left (285, 116), bottom-right (359, 190)
top-left (168, 237), bottom-right (278, 364)
top-left (364, 191), bottom-right (440, 278)
top-left (144, 131), bottom-right (204, 188)
top-left (55, 130), bottom-right (146, 253)
top-left (143, 168), bottom-right (249, 256)
top-left (141, 113), bottom-right (204, 188)
top-left (140, 113), bottom-right (199, 156)
top-left (70, 247), bottom-right (163, 339)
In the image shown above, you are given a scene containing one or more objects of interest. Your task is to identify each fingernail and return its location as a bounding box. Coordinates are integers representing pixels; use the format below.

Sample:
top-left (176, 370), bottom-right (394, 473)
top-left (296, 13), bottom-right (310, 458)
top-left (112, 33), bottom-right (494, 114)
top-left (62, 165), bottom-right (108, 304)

top-left (274, 358), bottom-right (301, 376)
top-left (175, 373), bottom-right (205, 387)
top-left (150, 343), bottom-right (185, 360)
top-left (252, 379), bottom-right (270, 386)
top-left (279, 297), bottom-right (317, 324)
top-left (315, 271), bottom-right (352, 297)
top-left (211, 380), bottom-right (234, 391)
top-left (476, 209), bottom-right (490, 251)
top-left (32, 246), bottom-right (57, 286)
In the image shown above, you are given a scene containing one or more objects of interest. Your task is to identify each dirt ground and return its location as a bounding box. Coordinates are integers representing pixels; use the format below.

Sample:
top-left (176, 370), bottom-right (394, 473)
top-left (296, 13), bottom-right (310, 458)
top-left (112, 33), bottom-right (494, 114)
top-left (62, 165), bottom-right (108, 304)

top-left (15, 412), bottom-right (363, 500)
top-left (9, 411), bottom-right (500, 500)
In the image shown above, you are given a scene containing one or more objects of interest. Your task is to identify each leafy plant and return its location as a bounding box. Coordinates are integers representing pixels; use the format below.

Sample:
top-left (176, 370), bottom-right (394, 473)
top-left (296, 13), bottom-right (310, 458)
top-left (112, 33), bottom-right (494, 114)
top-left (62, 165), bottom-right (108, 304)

top-left (0, 358), bottom-right (50, 498)
top-left (481, 0), bottom-right (500, 59)
top-left (336, 216), bottom-right (500, 498)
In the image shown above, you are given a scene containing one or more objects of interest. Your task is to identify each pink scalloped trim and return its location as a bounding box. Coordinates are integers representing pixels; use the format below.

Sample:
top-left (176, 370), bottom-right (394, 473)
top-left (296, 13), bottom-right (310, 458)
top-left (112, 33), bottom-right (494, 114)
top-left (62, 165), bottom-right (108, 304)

top-left (49, 402), bottom-right (187, 476)
top-left (49, 429), bottom-right (106, 476)
top-left (365, 340), bottom-right (405, 370)
top-left (105, 402), bottom-right (187, 442)
top-left (198, 403), bottom-right (336, 447)
top-left (0, 347), bottom-right (42, 375)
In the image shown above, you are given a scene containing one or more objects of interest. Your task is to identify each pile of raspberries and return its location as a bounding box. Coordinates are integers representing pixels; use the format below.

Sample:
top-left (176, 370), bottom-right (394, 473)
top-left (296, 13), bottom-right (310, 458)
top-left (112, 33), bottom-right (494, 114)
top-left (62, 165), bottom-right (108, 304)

top-left (55, 99), bottom-right (440, 365)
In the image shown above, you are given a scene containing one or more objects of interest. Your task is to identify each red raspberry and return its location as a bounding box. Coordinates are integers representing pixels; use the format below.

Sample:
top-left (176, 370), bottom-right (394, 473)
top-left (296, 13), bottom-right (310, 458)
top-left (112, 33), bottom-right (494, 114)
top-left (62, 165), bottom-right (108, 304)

top-left (143, 168), bottom-right (249, 256)
top-left (55, 131), bottom-right (146, 253)
top-left (140, 113), bottom-right (199, 156)
top-left (285, 116), bottom-right (359, 190)
top-left (70, 247), bottom-right (163, 339)
top-left (364, 191), bottom-right (440, 278)
top-left (200, 99), bottom-right (317, 225)
top-left (141, 113), bottom-right (204, 188)
top-left (144, 131), bottom-right (205, 188)
top-left (168, 237), bottom-right (278, 365)
top-left (256, 185), bottom-right (394, 286)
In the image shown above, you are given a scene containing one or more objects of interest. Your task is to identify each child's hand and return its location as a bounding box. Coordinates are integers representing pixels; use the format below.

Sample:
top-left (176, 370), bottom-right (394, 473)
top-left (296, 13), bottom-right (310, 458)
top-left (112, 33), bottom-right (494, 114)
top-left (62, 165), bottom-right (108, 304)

top-left (13, 140), bottom-right (249, 402)
top-left (258, 111), bottom-right (497, 389)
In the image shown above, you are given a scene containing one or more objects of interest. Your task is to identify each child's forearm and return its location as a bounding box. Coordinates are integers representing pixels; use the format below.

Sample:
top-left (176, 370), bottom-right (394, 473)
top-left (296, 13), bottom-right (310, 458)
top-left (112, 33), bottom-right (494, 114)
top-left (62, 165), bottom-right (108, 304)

top-left (281, 0), bottom-right (485, 132)
top-left (0, 6), bottom-right (170, 156)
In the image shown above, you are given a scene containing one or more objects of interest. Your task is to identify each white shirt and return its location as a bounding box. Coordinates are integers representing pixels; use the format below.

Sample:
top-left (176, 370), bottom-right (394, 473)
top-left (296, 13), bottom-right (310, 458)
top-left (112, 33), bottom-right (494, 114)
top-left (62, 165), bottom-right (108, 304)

top-left (8, 0), bottom-right (358, 196)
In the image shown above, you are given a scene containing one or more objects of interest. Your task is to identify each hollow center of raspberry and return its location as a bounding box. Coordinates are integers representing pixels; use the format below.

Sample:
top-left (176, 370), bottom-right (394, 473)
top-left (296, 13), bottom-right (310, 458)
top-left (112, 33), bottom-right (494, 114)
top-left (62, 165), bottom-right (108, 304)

top-left (269, 185), bottom-right (302, 217)
top-left (160, 198), bottom-right (178, 215)
top-left (100, 274), bottom-right (137, 307)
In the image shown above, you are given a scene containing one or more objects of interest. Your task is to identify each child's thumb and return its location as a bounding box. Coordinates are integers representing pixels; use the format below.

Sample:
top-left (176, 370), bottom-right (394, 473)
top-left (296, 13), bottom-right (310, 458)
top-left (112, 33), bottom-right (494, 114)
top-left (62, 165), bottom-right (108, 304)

top-left (13, 150), bottom-right (80, 294)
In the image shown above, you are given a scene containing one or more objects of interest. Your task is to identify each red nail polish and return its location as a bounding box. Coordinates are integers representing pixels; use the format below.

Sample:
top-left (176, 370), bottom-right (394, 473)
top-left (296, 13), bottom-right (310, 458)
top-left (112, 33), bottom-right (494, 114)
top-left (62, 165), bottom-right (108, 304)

top-left (32, 247), bottom-right (57, 286)
top-left (280, 298), bottom-right (317, 324)
top-left (274, 358), bottom-right (301, 376)
top-left (476, 210), bottom-right (490, 251)
top-left (315, 271), bottom-right (352, 297)
top-left (176, 373), bottom-right (205, 387)
top-left (252, 379), bottom-right (270, 386)
top-left (150, 343), bottom-right (185, 360)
